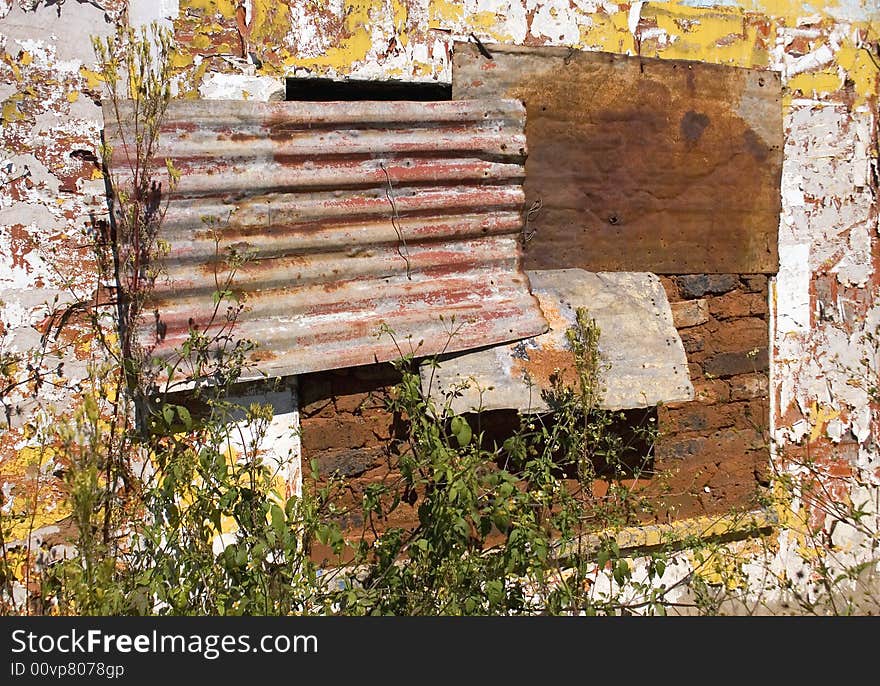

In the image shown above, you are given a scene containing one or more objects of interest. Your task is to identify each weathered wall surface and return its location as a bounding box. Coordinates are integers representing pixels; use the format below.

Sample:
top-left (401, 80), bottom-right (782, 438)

top-left (160, 0), bottom-right (880, 579)
top-left (1, 0), bottom-right (878, 604)
top-left (0, 1), bottom-right (124, 548)
top-left (297, 274), bottom-right (773, 532)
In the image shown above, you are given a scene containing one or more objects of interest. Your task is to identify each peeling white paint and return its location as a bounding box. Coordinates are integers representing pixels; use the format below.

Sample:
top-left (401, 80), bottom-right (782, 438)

top-left (825, 417), bottom-right (845, 442)
top-left (831, 221), bottom-right (872, 288)
top-left (775, 243), bottom-right (811, 335)
top-left (198, 71), bottom-right (284, 101)
top-left (128, 0), bottom-right (179, 28)
top-left (528, 0), bottom-right (582, 45)
top-left (627, 1), bottom-right (643, 36)
top-left (0, 0), bottom-right (878, 612)
top-left (0, 2), bottom-right (114, 63)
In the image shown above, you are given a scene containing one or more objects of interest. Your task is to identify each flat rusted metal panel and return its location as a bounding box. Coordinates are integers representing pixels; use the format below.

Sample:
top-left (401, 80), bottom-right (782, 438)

top-left (453, 42), bottom-right (782, 274)
top-left (102, 99), bottom-right (547, 383)
top-left (421, 269), bottom-right (694, 414)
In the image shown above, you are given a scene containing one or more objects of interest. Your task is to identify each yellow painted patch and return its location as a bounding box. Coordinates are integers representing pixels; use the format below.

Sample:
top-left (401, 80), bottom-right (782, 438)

top-left (645, 5), bottom-right (767, 67)
top-left (249, 0), bottom-right (292, 52)
top-left (787, 69), bottom-right (845, 100)
top-left (808, 402), bottom-right (842, 443)
top-left (1, 444), bottom-right (72, 541)
top-left (284, 1), bottom-right (376, 73)
top-left (835, 43), bottom-right (880, 105)
top-left (470, 11), bottom-right (501, 33)
top-left (689, 546), bottom-right (747, 589)
top-left (180, 0), bottom-right (237, 18)
top-left (191, 33), bottom-right (213, 51)
top-left (78, 67), bottom-right (104, 91)
top-left (2, 95), bottom-right (25, 124)
top-left (20, 51), bottom-right (33, 66)
top-left (171, 50), bottom-right (195, 69)
top-left (428, 0), bottom-right (464, 27)
top-left (67, 91), bottom-right (79, 103)
top-left (428, 2), bottom-right (513, 42)
top-left (580, 9), bottom-right (636, 54)
top-left (413, 61), bottom-right (434, 78)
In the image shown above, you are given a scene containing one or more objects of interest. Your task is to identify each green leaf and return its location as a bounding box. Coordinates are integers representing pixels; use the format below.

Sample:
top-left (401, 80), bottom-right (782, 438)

top-left (84, 394), bottom-right (99, 423)
top-left (655, 559), bottom-right (666, 578)
top-left (176, 405), bottom-right (192, 430)
top-left (162, 404), bottom-right (174, 427)
top-left (451, 416), bottom-right (472, 447)
top-left (486, 579), bottom-right (504, 605)
top-left (613, 560), bottom-right (630, 586)
top-left (212, 289), bottom-right (233, 305)
top-left (270, 503), bottom-right (285, 536)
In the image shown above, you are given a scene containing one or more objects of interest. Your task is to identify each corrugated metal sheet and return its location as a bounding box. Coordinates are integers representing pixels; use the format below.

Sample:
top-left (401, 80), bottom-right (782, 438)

top-left (102, 99), bottom-right (547, 384)
top-left (421, 269), bottom-right (694, 414)
top-left (453, 42), bottom-right (782, 274)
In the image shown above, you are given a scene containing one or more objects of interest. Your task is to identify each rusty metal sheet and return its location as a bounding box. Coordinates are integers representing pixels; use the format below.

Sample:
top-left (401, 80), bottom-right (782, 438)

top-left (102, 99), bottom-right (547, 383)
top-left (421, 269), bottom-right (694, 414)
top-left (453, 42), bottom-right (782, 274)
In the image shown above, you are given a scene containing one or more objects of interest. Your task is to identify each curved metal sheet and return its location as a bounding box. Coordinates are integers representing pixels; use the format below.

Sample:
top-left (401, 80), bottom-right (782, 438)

top-left (102, 99), bottom-right (547, 385)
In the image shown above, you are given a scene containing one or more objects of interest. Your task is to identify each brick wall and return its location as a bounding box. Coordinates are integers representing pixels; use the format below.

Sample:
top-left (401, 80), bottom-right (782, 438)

top-left (654, 275), bottom-right (771, 520)
top-left (299, 273), bottom-right (772, 536)
top-left (299, 363), bottom-right (412, 537)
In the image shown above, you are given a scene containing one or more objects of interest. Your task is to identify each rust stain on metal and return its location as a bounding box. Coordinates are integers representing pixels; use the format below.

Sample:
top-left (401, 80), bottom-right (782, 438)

top-left (453, 42), bottom-right (782, 274)
top-left (102, 99), bottom-right (547, 383)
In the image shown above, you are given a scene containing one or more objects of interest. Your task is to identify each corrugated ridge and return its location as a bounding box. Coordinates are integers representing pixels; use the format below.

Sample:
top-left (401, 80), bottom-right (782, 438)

top-left (103, 98), bottom-right (546, 383)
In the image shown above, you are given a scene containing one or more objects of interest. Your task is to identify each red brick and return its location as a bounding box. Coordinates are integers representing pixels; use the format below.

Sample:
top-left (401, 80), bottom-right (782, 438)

top-left (656, 434), bottom-right (708, 461)
top-left (675, 274), bottom-right (740, 298)
top-left (657, 427), bottom-right (767, 462)
top-left (748, 293), bottom-right (769, 316)
top-left (728, 373), bottom-right (769, 401)
top-left (299, 376), bottom-right (334, 417)
top-left (314, 446), bottom-right (387, 478)
top-left (300, 397), bottom-right (336, 419)
top-left (680, 329), bottom-right (705, 353)
top-left (708, 291), bottom-right (751, 319)
top-left (335, 391), bottom-right (388, 414)
top-left (691, 379), bottom-right (731, 404)
top-left (659, 276), bottom-right (680, 301)
top-left (742, 275), bottom-right (768, 293)
top-left (301, 415), bottom-right (392, 453)
top-left (659, 400), bottom-right (765, 435)
top-left (703, 348), bottom-right (768, 377)
top-left (709, 292), bottom-right (768, 319)
top-left (671, 298), bottom-right (709, 328)
top-left (709, 318), bottom-right (768, 354)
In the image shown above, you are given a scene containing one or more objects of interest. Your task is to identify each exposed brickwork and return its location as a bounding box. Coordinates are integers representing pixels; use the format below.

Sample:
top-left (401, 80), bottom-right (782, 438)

top-left (300, 276), bottom-right (771, 533)
top-left (670, 299), bottom-right (709, 328)
top-left (300, 364), bottom-right (400, 474)
top-left (656, 275), bottom-right (771, 521)
top-left (299, 364), bottom-right (419, 541)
